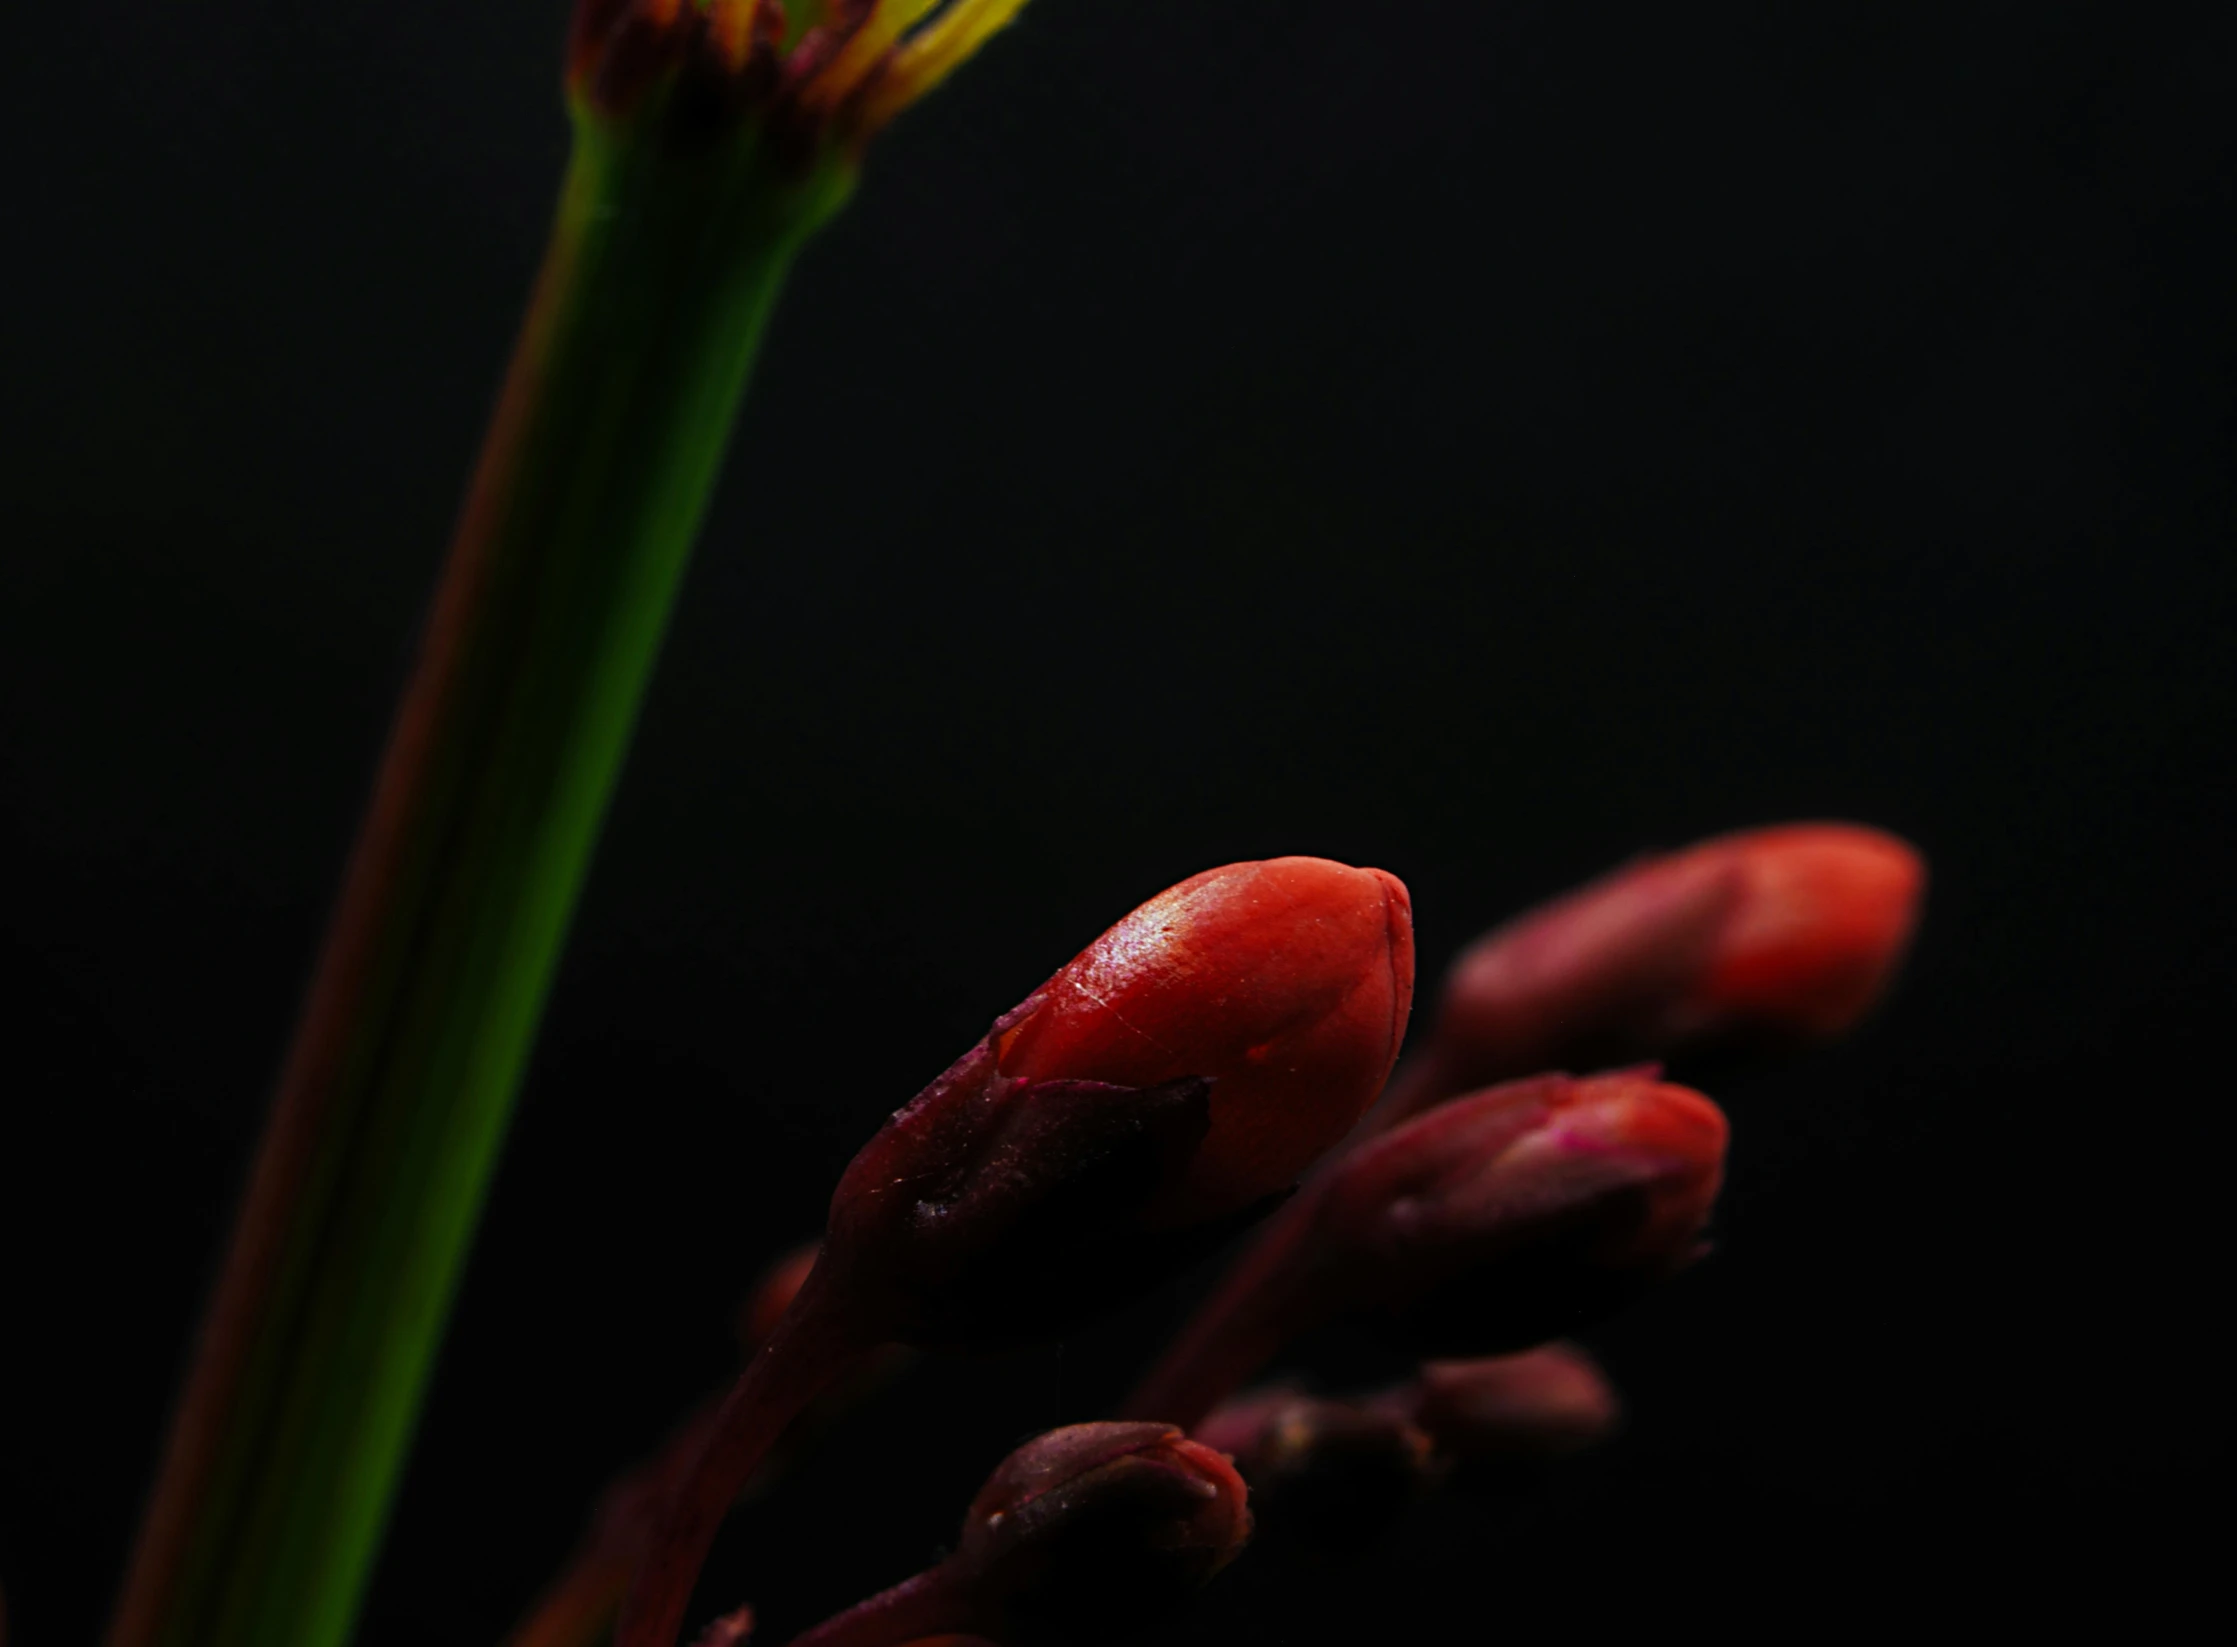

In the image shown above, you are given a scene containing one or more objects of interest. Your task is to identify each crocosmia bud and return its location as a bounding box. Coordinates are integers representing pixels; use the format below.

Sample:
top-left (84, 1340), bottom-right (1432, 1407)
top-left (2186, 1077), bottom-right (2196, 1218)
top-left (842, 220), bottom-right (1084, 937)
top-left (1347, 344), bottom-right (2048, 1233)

top-left (1317, 1071), bottom-right (1728, 1353)
top-left (957, 1422), bottom-right (1251, 1637)
top-left (816, 857), bottom-right (1413, 1347)
top-left (1125, 1072), bottom-right (1726, 1428)
top-left (787, 1424), bottom-right (1250, 1647)
top-left (1410, 1343), bottom-right (1622, 1465)
top-left (1394, 823), bottom-right (1922, 1118)
top-left (995, 857), bottom-right (1415, 1222)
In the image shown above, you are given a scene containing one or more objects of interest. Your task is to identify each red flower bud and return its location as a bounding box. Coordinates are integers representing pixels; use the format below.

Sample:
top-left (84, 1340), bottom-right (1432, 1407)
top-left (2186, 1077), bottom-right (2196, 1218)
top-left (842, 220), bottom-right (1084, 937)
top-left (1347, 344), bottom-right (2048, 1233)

top-left (994, 856), bottom-right (1416, 1223)
top-left (1125, 1072), bottom-right (1727, 1428)
top-left (620, 861), bottom-right (1405, 1647)
top-left (1391, 823), bottom-right (1921, 1121)
top-left (1317, 1071), bottom-right (1727, 1350)
top-left (816, 857), bottom-right (1413, 1347)
top-left (786, 1424), bottom-right (1250, 1647)
top-left (1409, 1343), bottom-right (1622, 1465)
top-left (958, 1423), bottom-right (1251, 1620)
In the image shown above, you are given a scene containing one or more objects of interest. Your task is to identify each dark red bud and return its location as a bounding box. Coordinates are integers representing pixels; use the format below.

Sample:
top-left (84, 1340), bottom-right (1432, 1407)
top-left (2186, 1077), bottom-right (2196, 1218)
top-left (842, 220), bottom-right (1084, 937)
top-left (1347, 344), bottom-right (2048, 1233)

top-left (1193, 1388), bottom-right (1435, 1547)
top-left (1410, 1343), bottom-right (1622, 1465)
top-left (1311, 1072), bottom-right (1728, 1354)
top-left (956, 1423), bottom-right (1251, 1643)
top-left (1411, 824), bottom-right (1922, 1109)
top-left (1123, 1072), bottom-right (1724, 1429)
top-left (815, 858), bottom-right (1413, 1349)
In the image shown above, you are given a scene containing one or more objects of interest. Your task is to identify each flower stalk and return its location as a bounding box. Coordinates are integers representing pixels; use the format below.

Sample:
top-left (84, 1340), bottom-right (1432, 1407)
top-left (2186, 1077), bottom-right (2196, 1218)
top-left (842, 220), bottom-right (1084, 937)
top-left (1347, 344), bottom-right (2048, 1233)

top-left (105, 2), bottom-right (1057, 1640)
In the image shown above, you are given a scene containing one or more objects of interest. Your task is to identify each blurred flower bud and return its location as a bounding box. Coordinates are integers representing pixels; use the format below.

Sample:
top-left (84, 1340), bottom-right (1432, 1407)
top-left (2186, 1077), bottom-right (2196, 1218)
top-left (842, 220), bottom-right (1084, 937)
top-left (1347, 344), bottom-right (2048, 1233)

top-left (1125, 1072), bottom-right (1726, 1427)
top-left (1195, 1387), bottom-right (1435, 1547)
top-left (817, 857), bottom-right (1413, 1348)
top-left (788, 1424), bottom-right (1249, 1647)
top-left (1390, 823), bottom-right (1922, 1120)
top-left (1409, 1343), bottom-right (1622, 1466)
top-left (1316, 1071), bottom-right (1728, 1353)
top-left (956, 1421), bottom-right (1251, 1638)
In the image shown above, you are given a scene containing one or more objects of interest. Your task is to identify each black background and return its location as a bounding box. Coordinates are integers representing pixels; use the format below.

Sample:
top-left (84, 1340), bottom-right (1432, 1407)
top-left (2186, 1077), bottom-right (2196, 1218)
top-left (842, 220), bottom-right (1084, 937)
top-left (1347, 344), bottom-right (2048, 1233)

top-left (4, 2), bottom-right (2232, 1640)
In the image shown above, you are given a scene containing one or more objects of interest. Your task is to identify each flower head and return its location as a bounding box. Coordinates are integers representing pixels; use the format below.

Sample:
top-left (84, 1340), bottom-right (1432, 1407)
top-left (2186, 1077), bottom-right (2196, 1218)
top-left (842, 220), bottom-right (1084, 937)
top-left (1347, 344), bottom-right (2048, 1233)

top-left (569, 0), bottom-right (1038, 158)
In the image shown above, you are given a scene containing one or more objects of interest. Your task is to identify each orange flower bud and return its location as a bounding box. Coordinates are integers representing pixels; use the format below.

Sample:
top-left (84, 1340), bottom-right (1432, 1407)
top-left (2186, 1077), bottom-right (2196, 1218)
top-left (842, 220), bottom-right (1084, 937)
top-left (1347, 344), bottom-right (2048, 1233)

top-left (1393, 823), bottom-right (1921, 1120)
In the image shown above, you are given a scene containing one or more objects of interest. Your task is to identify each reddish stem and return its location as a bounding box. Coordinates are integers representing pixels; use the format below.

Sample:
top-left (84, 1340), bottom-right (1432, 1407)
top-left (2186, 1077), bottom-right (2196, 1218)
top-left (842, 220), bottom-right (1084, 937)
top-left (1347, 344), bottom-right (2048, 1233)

top-left (784, 1566), bottom-right (978, 1647)
top-left (616, 1278), bottom-right (873, 1647)
top-left (1119, 1198), bottom-right (1318, 1432)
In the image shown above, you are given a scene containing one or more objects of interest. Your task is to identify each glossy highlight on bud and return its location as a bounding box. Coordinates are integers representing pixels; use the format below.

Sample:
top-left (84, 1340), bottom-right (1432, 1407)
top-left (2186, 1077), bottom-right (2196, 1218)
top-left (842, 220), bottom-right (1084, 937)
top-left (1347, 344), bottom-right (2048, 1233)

top-left (618, 860), bottom-right (1404, 1647)
top-left (785, 1424), bottom-right (1250, 1647)
top-left (811, 858), bottom-right (1410, 1345)
top-left (996, 856), bottom-right (1415, 1223)
top-left (1393, 823), bottom-right (1922, 1119)
top-left (1124, 1072), bottom-right (1727, 1429)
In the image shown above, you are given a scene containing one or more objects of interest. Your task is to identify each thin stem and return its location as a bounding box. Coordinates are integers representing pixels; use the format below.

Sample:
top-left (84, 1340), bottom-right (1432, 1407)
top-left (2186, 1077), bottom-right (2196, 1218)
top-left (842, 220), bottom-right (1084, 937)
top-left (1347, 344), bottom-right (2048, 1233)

top-left (784, 1567), bottom-right (978, 1647)
top-left (106, 117), bottom-right (850, 1647)
top-left (1120, 1201), bottom-right (1318, 1433)
top-left (504, 1553), bottom-right (638, 1647)
top-left (504, 1345), bottom-right (921, 1647)
top-left (619, 1290), bottom-right (874, 1647)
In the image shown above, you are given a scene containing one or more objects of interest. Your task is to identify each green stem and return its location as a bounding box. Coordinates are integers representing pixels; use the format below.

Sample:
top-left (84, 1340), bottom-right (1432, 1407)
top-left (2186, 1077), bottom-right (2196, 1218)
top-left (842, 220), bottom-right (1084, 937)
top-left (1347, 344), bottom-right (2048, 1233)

top-left (106, 114), bottom-right (852, 1647)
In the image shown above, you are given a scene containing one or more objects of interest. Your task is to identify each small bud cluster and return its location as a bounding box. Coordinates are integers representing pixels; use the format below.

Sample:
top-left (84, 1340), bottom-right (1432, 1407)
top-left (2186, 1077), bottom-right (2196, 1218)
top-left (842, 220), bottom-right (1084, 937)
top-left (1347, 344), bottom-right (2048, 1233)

top-left (1194, 1345), bottom-right (1623, 1543)
top-left (564, 825), bottom-right (1920, 1647)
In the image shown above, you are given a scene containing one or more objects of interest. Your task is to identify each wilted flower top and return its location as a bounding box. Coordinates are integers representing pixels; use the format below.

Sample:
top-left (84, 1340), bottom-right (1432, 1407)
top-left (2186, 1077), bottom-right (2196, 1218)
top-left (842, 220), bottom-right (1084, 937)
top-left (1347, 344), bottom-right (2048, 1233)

top-left (569, 0), bottom-right (1036, 153)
